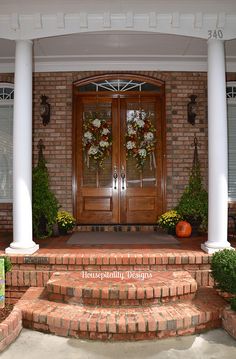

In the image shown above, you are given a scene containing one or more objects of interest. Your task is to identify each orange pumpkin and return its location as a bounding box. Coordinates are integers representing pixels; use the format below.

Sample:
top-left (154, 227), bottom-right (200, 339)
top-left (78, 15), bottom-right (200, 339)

top-left (175, 221), bottom-right (192, 238)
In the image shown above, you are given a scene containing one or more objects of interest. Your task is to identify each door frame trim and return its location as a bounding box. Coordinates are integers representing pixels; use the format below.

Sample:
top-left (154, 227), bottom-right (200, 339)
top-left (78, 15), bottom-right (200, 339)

top-left (72, 73), bottom-right (167, 222)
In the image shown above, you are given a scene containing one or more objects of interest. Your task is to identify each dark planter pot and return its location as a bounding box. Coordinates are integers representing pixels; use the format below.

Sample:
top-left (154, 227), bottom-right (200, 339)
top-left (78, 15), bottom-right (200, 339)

top-left (58, 226), bottom-right (68, 236)
top-left (167, 228), bottom-right (176, 236)
top-left (38, 215), bottom-right (48, 237)
top-left (52, 223), bottom-right (59, 237)
top-left (183, 216), bottom-right (202, 236)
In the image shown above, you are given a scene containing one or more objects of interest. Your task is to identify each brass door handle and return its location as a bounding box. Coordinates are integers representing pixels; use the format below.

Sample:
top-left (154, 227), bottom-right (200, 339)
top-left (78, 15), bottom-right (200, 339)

top-left (121, 165), bottom-right (126, 190)
top-left (113, 165), bottom-right (118, 189)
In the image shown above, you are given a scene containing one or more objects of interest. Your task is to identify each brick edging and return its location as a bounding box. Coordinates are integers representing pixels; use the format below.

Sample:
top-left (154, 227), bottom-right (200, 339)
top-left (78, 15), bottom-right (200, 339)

top-left (222, 307), bottom-right (236, 340)
top-left (0, 307), bottom-right (22, 352)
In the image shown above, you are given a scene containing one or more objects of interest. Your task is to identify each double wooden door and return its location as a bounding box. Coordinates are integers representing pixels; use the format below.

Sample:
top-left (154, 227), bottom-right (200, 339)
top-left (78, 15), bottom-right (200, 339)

top-left (74, 93), bottom-right (165, 224)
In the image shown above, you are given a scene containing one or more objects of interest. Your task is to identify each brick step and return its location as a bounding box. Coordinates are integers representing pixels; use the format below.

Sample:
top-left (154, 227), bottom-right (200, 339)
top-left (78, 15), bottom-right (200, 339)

top-left (16, 287), bottom-right (226, 341)
top-left (46, 270), bottom-right (197, 306)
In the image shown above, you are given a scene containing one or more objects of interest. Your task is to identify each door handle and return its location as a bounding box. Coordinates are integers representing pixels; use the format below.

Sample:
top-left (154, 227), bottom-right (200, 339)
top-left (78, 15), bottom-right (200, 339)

top-left (121, 165), bottom-right (126, 190)
top-left (113, 165), bottom-right (118, 189)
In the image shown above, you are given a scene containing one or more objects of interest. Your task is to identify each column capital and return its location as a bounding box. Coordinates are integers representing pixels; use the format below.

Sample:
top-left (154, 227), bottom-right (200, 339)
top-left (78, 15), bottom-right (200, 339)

top-left (15, 39), bottom-right (33, 45)
top-left (207, 38), bottom-right (225, 44)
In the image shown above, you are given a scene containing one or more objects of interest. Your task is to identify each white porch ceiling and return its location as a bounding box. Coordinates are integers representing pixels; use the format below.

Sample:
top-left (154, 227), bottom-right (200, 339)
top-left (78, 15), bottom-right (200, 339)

top-left (1, 32), bottom-right (236, 72)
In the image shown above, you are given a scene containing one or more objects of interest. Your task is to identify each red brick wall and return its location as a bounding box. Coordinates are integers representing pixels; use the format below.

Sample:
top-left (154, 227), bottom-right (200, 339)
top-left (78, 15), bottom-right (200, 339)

top-left (0, 71), bottom-right (209, 230)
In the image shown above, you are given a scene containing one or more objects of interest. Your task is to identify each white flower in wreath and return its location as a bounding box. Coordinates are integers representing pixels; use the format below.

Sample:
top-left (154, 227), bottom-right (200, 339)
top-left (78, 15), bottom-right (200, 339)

top-left (141, 111), bottom-right (146, 120)
top-left (92, 118), bottom-right (101, 128)
top-left (138, 149), bottom-right (147, 158)
top-left (99, 140), bottom-right (109, 148)
top-left (127, 125), bottom-right (136, 136)
top-left (84, 131), bottom-right (93, 140)
top-left (127, 141), bottom-right (136, 150)
top-left (102, 128), bottom-right (110, 135)
top-left (144, 132), bottom-right (154, 141)
top-left (135, 119), bottom-right (145, 128)
top-left (88, 146), bottom-right (99, 155)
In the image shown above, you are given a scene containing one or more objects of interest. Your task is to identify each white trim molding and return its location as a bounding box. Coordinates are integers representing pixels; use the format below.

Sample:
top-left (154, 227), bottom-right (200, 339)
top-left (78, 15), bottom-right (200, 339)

top-left (1, 55), bottom-right (236, 73)
top-left (0, 11), bottom-right (236, 41)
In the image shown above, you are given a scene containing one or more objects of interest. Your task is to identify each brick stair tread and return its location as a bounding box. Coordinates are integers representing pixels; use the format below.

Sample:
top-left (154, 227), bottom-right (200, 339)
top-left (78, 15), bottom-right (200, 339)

top-left (16, 287), bottom-right (226, 339)
top-left (46, 270), bottom-right (197, 301)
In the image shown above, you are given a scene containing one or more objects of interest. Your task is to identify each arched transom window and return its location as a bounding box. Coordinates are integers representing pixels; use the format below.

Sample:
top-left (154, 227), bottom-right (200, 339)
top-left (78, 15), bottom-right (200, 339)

top-left (78, 79), bottom-right (161, 93)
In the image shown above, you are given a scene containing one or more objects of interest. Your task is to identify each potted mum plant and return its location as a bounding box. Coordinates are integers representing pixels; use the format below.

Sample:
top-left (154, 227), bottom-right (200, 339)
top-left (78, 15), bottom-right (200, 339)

top-left (56, 211), bottom-right (76, 235)
top-left (157, 210), bottom-right (183, 234)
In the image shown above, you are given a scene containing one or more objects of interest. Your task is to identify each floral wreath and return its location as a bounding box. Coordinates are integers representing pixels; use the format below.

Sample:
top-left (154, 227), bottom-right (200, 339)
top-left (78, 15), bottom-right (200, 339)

top-left (83, 116), bottom-right (112, 168)
top-left (126, 110), bottom-right (156, 170)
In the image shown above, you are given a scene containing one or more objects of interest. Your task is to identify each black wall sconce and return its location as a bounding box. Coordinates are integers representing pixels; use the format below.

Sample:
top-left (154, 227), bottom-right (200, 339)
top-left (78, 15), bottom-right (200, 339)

top-left (187, 95), bottom-right (197, 125)
top-left (40, 95), bottom-right (50, 126)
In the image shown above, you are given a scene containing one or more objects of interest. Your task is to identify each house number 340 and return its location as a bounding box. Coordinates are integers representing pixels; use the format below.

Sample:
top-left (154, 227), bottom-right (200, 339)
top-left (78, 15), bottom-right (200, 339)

top-left (208, 30), bottom-right (224, 39)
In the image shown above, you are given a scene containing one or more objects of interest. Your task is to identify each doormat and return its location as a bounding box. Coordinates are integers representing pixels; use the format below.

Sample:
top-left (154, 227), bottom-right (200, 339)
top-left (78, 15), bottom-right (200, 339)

top-left (67, 231), bottom-right (179, 247)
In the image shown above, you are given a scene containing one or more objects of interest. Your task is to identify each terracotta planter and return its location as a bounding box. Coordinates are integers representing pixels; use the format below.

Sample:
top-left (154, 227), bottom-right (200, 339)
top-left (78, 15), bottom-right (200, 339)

top-left (175, 221), bottom-right (192, 238)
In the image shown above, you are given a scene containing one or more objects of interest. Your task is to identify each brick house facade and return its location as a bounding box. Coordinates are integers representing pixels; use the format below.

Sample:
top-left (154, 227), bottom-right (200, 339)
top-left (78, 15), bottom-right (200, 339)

top-left (0, 70), bottom-right (210, 231)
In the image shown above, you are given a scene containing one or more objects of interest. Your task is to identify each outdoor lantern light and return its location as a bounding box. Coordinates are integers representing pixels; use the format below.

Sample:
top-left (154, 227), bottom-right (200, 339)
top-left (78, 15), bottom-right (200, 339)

top-left (40, 94), bottom-right (50, 126)
top-left (187, 94), bottom-right (197, 125)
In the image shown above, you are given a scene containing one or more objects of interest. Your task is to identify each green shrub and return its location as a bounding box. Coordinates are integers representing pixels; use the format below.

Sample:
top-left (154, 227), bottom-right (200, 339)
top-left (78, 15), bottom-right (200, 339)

top-left (157, 210), bottom-right (183, 231)
top-left (0, 256), bottom-right (12, 273)
top-left (33, 156), bottom-right (59, 238)
top-left (176, 161), bottom-right (208, 231)
top-left (211, 249), bottom-right (236, 294)
top-left (231, 297), bottom-right (236, 312)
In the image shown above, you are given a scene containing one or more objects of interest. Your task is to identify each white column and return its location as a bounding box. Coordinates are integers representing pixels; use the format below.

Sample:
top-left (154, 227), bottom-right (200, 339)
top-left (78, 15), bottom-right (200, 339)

top-left (201, 39), bottom-right (232, 254)
top-left (6, 40), bottom-right (39, 254)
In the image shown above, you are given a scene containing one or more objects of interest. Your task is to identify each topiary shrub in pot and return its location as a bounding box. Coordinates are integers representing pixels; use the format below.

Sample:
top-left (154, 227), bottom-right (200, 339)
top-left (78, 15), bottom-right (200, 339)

top-left (33, 141), bottom-right (59, 238)
top-left (176, 155), bottom-right (208, 235)
top-left (211, 249), bottom-right (236, 311)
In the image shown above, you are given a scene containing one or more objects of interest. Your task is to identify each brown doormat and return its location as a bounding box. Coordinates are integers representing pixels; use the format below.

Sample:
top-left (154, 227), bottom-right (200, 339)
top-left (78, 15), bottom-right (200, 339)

top-left (67, 231), bottom-right (179, 247)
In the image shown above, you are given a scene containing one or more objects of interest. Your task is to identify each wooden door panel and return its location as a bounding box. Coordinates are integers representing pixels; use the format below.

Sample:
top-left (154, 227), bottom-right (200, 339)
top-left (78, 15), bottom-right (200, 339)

top-left (75, 96), bottom-right (119, 224)
top-left (83, 197), bottom-right (112, 211)
top-left (127, 197), bottom-right (155, 211)
top-left (120, 97), bottom-right (163, 224)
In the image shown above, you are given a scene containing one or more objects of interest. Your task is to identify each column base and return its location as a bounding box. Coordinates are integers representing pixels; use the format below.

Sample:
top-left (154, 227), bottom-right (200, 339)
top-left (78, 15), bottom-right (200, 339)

top-left (201, 242), bottom-right (234, 254)
top-left (5, 243), bottom-right (39, 255)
